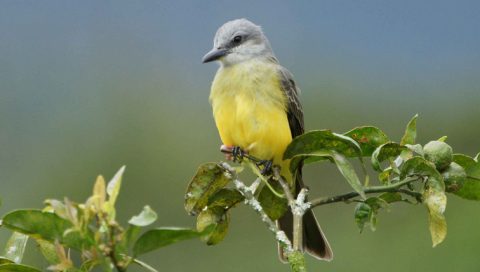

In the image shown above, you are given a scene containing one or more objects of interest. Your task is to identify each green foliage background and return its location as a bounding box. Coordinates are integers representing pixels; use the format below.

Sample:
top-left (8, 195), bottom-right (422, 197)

top-left (1, 1), bottom-right (479, 271)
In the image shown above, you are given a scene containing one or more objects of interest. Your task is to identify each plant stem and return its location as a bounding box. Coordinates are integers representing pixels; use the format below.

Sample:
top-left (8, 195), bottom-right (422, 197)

top-left (222, 163), bottom-right (306, 272)
top-left (272, 167), bottom-right (304, 252)
top-left (220, 162), bottom-right (294, 254)
top-left (310, 177), bottom-right (422, 207)
top-left (110, 250), bottom-right (126, 272)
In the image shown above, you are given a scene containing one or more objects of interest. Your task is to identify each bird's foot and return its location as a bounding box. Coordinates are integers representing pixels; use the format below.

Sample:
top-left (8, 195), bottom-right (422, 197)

top-left (220, 145), bottom-right (247, 162)
top-left (257, 160), bottom-right (273, 175)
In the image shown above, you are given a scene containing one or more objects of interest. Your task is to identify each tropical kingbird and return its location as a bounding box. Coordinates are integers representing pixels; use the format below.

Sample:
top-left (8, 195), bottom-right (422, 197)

top-left (202, 18), bottom-right (333, 261)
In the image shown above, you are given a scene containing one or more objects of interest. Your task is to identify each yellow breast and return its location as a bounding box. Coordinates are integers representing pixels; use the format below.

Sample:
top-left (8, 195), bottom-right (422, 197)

top-left (209, 59), bottom-right (292, 164)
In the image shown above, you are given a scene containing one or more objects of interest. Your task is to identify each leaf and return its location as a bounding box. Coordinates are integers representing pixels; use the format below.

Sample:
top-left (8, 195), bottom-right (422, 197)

top-left (2, 210), bottom-right (90, 250)
top-left (0, 258), bottom-right (13, 265)
top-left (452, 154), bottom-right (476, 169)
top-left (133, 227), bottom-right (210, 257)
top-left (371, 142), bottom-right (408, 172)
top-left (329, 151), bottom-right (366, 199)
top-left (437, 136), bottom-right (448, 142)
top-left (207, 188), bottom-right (245, 210)
top-left (257, 181), bottom-right (288, 220)
top-left (354, 202), bottom-right (372, 232)
top-left (378, 168), bottom-right (392, 184)
top-left (284, 130), bottom-right (363, 161)
top-left (0, 264), bottom-right (42, 272)
top-left (378, 192), bottom-right (403, 203)
top-left (405, 144), bottom-right (423, 156)
top-left (185, 163), bottom-right (232, 215)
top-left (123, 225), bottom-right (141, 251)
top-left (423, 188), bottom-right (447, 247)
top-left (45, 242), bottom-right (74, 271)
top-left (363, 197), bottom-right (389, 231)
top-left (43, 199), bottom-right (67, 220)
top-left (196, 207), bottom-right (230, 245)
top-left (3, 232), bottom-right (29, 264)
top-left (35, 239), bottom-right (59, 265)
top-left (104, 166), bottom-right (126, 220)
top-left (290, 150), bottom-right (365, 199)
top-left (344, 126), bottom-right (389, 156)
top-left (91, 175), bottom-right (106, 212)
top-left (401, 157), bottom-right (444, 191)
top-left (129, 206), bottom-right (158, 227)
top-left (400, 114), bottom-right (418, 145)
top-left (453, 159), bottom-right (480, 200)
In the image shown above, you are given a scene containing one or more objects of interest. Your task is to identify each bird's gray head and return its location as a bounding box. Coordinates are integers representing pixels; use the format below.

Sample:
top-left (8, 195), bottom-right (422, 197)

top-left (202, 19), bottom-right (275, 66)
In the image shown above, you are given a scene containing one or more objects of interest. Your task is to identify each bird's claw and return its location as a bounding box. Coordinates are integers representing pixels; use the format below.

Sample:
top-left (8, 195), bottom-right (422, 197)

top-left (257, 160), bottom-right (273, 175)
top-left (220, 145), bottom-right (246, 162)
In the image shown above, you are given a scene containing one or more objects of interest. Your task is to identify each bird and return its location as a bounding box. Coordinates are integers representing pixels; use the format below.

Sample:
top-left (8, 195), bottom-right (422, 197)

top-left (202, 18), bottom-right (333, 261)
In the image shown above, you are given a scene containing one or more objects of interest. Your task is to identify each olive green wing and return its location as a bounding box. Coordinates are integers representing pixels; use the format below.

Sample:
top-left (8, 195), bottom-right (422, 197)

top-left (278, 66), bottom-right (304, 138)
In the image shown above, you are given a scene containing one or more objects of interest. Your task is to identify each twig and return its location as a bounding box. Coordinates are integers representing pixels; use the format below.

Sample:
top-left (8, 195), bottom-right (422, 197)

top-left (272, 167), bottom-right (309, 253)
top-left (273, 167), bottom-right (295, 203)
top-left (220, 162), bottom-right (293, 254)
top-left (310, 177), bottom-right (422, 207)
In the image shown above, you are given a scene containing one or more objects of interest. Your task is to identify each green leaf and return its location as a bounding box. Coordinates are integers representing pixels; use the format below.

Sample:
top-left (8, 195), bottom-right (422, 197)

top-left (0, 258), bottom-right (14, 265)
top-left (0, 264), bottom-right (41, 272)
top-left (378, 192), bottom-right (403, 203)
top-left (196, 207), bottom-right (230, 245)
top-left (284, 130), bottom-right (363, 161)
top-left (400, 114), bottom-right (418, 145)
top-left (2, 210), bottom-right (90, 250)
top-left (133, 227), bottom-right (209, 257)
top-left (452, 154), bottom-right (476, 169)
top-left (423, 188), bottom-right (447, 247)
top-left (122, 206), bottom-right (158, 252)
top-left (371, 142), bottom-right (408, 172)
top-left (257, 181), bottom-right (288, 220)
top-left (3, 232), bottom-right (28, 264)
top-left (207, 188), bottom-right (245, 210)
top-left (290, 150), bottom-right (365, 199)
top-left (378, 168), bottom-right (392, 184)
top-left (129, 206), bottom-right (158, 227)
top-left (405, 144), bottom-right (423, 156)
top-left (453, 159), bottom-right (480, 200)
top-left (437, 136), bottom-right (448, 142)
top-left (329, 151), bottom-right (365, 199)
top-left (401, 157), bottom-right (444, 191)
top-left (122, 225), bottom-right (141, 251)
top-left (35, 239), bottom-right (59, 265)
top-left (344, 126), bottom-right (389, 156)
top-left (185, 163), bottom-right (232, 215)
top-left (363, 197), bottom-right (389, 231)
top-left (354, 202), bottom-right (372, 232)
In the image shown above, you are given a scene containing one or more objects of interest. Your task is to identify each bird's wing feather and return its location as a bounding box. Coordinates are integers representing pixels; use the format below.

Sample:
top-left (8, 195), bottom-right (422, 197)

top-left (278, 66), bottom-right (304, 138)
top-left (277, 65), bottom-right (334, 261)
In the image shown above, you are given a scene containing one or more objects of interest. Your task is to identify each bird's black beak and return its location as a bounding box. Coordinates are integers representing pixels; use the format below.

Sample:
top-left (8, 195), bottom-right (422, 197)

top-left (202, 47), bottom-right (228, 63)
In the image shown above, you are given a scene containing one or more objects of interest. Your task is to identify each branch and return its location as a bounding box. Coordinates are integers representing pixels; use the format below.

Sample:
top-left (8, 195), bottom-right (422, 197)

top-left (310, 177), bottom-right (422, 207)
top-left (272, 167), bottom-right (309, 252)
top-left (220, 162), bottom-right (294, 254)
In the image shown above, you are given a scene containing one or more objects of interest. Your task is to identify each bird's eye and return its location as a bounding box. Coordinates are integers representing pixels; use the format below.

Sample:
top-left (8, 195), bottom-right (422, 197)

top-left (232, 35), bottom-right (242, 43)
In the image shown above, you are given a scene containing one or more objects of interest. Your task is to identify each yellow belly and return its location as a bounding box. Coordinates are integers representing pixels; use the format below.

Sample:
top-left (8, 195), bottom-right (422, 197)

top-left (209, 60), bottom-right (292, 165)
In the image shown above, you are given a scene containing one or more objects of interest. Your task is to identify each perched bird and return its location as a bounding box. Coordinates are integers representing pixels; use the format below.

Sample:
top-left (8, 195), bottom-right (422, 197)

top-left (202, 18), bottom-right (333, 261)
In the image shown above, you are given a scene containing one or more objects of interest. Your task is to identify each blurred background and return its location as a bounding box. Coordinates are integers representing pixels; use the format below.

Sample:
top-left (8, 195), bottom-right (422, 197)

top-left (1, 1), bottom-right (480, 271)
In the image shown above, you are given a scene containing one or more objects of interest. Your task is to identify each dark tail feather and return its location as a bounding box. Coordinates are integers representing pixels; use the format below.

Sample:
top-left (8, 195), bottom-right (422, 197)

top-left (277, 171), bottom-right (333, 262)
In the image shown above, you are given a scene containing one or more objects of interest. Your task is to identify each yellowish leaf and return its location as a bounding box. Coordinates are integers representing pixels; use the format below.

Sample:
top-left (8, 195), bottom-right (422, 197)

top-left (424, 189), bottom-right (447, 247)
top-left (91, 175), bottom-right (106, 212)
top-left (104, 166), bottom-right (126, 220)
